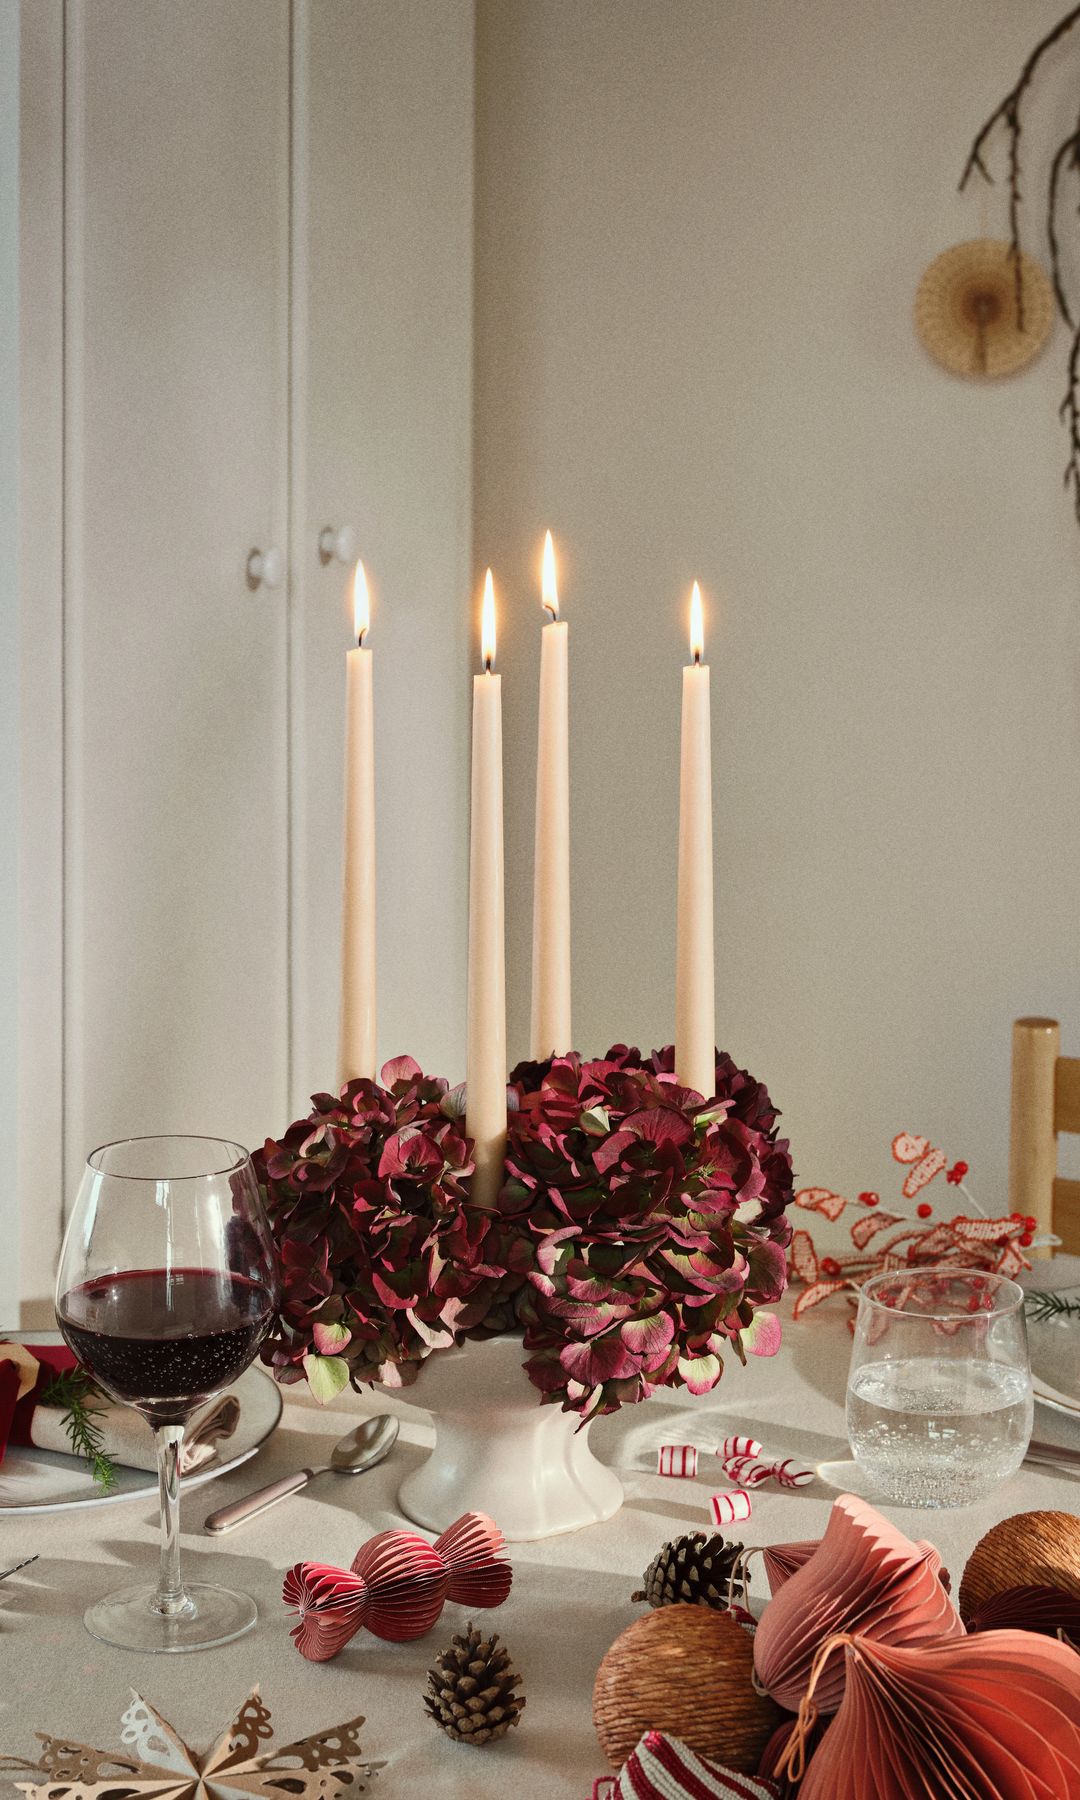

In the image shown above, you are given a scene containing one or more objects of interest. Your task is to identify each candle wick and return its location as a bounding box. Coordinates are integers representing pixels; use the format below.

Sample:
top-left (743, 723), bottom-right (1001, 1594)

top-left (484, 657), bottom-right (493, 675)
top-left (543, 602), bottom-right (558, 622)
top-left (693, 650), bottom-right (701, 667)
top-left (357, 630), bottom-right (367, 649)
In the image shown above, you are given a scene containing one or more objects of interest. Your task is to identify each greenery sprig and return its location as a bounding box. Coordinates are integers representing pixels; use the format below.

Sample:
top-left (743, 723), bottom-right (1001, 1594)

top-left (39, 1367), bottom-right (117, 1492)
top-left (1024, 1289), bottom-right (1080, 1325)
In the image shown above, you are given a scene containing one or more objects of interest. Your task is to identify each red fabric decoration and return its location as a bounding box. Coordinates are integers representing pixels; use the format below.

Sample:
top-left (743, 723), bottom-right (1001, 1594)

top-left (593, 1730), bottom-right (780, 1799)
top-left (0, 1344), bottom-right (80, 1466)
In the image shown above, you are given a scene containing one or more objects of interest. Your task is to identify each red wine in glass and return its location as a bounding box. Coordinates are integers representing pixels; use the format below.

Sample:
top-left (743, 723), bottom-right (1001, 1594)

top-left (57, 1268), bottom-right (274, 1425)
top-left (54, 1134), bottom-right (280, 1654)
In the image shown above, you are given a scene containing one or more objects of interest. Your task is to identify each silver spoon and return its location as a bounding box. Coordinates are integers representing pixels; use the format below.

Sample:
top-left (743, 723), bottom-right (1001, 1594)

top-left (1024, 1436), bottom-right (1080, 1474)
top-left (203, 1414), bottom-right (400, 1534)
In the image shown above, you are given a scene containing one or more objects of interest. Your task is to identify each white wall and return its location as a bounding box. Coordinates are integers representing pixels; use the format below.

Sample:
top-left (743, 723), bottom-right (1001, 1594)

top-left (0, 0), bottom-right (19, 1322)
top-left (474, 0), bottom-right (1080, 1208)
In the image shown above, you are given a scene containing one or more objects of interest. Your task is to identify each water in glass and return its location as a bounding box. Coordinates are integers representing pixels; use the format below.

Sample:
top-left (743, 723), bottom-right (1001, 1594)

top-left (846, 1268), bottom-right (1032, 1507)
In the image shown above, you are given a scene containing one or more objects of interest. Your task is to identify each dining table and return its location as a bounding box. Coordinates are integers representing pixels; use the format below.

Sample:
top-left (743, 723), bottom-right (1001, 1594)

top-left (3, 1264), bottom-right (1080, 1798)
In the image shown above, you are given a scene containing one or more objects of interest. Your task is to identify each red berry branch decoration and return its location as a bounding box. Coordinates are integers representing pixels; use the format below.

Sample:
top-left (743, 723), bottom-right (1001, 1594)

top-left (789, 1132), bottom-right (1048, 1322)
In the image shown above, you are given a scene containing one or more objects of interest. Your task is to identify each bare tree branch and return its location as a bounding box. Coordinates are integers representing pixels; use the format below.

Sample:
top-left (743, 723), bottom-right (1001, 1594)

top-left (960, 5), bottom-right (1080, 194)
top-left (960, 8), bottom-right (1080, 529)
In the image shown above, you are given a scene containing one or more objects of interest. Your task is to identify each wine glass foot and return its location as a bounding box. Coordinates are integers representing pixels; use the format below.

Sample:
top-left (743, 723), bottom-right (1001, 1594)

top-left (83, 1581), bottom-right (257, 1652)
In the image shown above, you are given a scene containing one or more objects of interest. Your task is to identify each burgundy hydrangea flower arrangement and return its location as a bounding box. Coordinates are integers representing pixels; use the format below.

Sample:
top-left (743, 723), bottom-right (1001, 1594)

top-left (257, 1047), bottom-right (794, 1421)
top-left (254, 1056), bottom-right (480, 1403)
top-left (498, 1047), bottom-right (793, 1418)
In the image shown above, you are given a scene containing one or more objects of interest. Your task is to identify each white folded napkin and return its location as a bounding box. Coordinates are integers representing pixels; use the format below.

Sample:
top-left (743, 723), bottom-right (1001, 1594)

top-left (31, 1391), bottom-right (241, 1475)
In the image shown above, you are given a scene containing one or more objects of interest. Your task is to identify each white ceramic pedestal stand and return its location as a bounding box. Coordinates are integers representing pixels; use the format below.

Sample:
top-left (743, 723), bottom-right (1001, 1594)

top-left (394, 1334), bottom-right (623, 1542)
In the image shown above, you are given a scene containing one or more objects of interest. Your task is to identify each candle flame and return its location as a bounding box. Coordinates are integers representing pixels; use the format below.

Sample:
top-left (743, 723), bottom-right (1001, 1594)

top-left (481, 568), bottom-right (497, 671)
top-left (541, 529), bottom-right (559, 620)
top-left (689, 580), bottom-right (704, 664)
top-left (353, 559), bottom-right (370, 645)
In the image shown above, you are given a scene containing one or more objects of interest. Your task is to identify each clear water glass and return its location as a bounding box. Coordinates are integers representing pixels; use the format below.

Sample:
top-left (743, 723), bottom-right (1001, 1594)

top-left (846, 1266), bottom-right (1032, 1507)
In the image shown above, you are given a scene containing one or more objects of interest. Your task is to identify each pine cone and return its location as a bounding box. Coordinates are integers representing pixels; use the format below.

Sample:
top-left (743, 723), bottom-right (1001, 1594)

top-left (423, 1622), bottom-right (525, 1745)
top-left (631, 1532), bottom-right (744, 1611)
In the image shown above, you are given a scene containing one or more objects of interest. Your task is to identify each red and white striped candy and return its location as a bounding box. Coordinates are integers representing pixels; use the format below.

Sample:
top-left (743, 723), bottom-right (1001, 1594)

top-left (720, 1452), bottom-right (814, 1491)
top-left (657, 1444), bottom-right (698, 1478)
top-left (720, 1455), bottom-right (772, 1489)
top-left (767, 1457), bottom-right (814, 1489)
top-left (710, 1489), bottom-right (753, 1527)
top-left (716, 1435), bottom-right (762, 1461)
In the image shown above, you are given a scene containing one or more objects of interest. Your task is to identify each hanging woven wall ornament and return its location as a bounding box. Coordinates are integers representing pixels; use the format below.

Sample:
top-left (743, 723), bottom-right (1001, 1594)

top-left (915, 239), bottom-right (1054, 379)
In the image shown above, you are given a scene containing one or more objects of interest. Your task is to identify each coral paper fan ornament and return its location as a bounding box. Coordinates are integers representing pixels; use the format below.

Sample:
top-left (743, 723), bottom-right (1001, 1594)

top-left (594, 1731), bottom-right (780, 1800)
top-left (284, 1510), bottom-right (511, 1660)
top-left (0, 1689), bottom-right (375, 1800)
top-left (752, 1494), bottom-right (963, 1713)
top-left (762, 1540), bottom-right (819, 1595)
top-left (965, 1583), bottom-right (1080, 1640)
top-left (786, 1629), bottom-right (1080, 1799)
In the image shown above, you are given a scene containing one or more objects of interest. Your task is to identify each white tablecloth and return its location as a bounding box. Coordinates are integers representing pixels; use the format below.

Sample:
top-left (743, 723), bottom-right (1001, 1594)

top-left (3, 1282), bottom-right (1080, 1797)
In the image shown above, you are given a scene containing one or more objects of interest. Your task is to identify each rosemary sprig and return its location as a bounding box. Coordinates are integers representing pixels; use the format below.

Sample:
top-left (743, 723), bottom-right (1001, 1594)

top-left (1025, 1289), bottom-right (1080, 1324)
top-left (39, 1368), bottom-right (117, 1492)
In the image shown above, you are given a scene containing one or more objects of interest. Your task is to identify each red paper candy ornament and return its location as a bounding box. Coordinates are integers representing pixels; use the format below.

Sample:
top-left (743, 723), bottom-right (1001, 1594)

top-left (283, 1510), bottom-right (511, 1661)
top-left (781, 1628), bottom-right (1080, 1798)
top-left (752, 1494), bottom-right (963, 1713)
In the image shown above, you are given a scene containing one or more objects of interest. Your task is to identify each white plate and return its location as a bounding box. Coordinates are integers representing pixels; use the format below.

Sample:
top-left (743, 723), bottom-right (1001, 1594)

top-left (1032, 1376), bottom-right (1080, 1419)
top-left (1026, 1285), bottom-right (1080, 1418)
top-left (0, 1334), bottom-right (282, 1514)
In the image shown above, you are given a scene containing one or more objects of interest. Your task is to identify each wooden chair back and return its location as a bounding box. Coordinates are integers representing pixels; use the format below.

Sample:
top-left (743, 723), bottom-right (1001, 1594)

top-left (1009, 1017), bottom-right (1080, 1254)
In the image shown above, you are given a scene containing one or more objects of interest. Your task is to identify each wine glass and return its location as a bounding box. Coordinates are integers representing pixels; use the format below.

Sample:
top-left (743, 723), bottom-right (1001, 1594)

top-left (846, 1266), bottom-right (1032, 1507)
top-left (55, 1135), bottom-right (280, 1652)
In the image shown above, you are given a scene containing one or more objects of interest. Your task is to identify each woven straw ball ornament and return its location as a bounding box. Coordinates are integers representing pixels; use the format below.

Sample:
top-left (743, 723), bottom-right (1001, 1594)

top-left (592, 1603), bottom-right (782, 1772)
top-left (915, 238), bottom-right (1053, 379)
top-left (959, 1509), bottom-right (1080, 1622)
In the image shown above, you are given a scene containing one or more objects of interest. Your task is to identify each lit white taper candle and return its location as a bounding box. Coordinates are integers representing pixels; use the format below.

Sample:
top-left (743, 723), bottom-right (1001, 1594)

top-left (466, 570), bottom-right (507, 1207)
top-left (530, 530), bottom-right (571, 1059)
top-left (674, 581), bottom-right (715, 1099)
top-left (338, 560), bottom-right (376, 1084)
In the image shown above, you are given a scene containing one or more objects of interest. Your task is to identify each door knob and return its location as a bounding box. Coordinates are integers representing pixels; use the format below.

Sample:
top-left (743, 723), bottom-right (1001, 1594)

top-left (318, 524), bottom-right (359, 566)
top-left (247, 545), bottom-right (285, 590)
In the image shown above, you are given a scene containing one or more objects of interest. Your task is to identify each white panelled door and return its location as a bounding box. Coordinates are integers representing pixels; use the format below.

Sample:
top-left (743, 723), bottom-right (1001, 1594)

top-left (292, 0), bottom-right (473, 1105)
top-left (15, 0), bottom-right (475, 1315)
top-left (64, 1), bottom-right (291, 1179)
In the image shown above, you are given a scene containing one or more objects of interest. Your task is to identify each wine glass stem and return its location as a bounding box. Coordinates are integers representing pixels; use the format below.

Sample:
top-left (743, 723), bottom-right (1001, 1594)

top-left (152, 1423), bottom-right (193, 1617)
